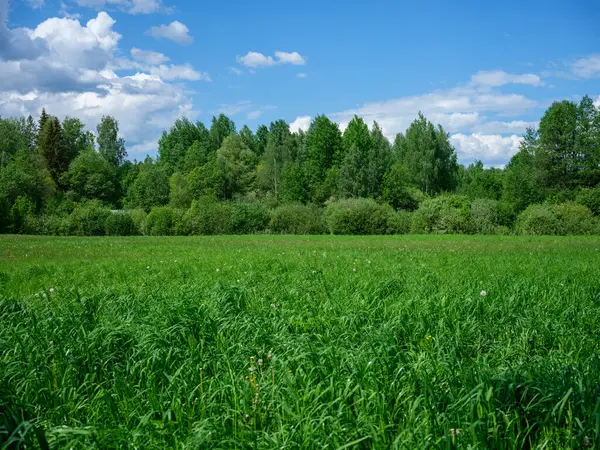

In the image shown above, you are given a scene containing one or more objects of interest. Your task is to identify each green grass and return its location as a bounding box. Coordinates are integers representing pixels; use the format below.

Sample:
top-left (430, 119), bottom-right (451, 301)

top-left (1, 235), bottom-right (600, 449)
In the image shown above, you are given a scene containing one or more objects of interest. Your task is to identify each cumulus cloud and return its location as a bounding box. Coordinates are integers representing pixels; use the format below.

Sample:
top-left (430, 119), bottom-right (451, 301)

top-left (247, 110), bottom-right (262, 120)
top-left (571, 54), bottom-right (600, 79)
top-left (150, 64), bottom-right (211, 81)
top-left (146, 21), bottom-right (193, 45)
top-left (450, 133), bottom-right (522, 166)
top-left (130, 47), bottom-right (169, 65)
top-left (215, 100), bottom-right (253, 116)
top-left (0, 8), bottom-right (201, 157)
top-left (471, 70), bottom-right (543, 87)
top-left (289, 115), bottom-right (311, 133)
top-left (237, 50), bottom-right (307, 68)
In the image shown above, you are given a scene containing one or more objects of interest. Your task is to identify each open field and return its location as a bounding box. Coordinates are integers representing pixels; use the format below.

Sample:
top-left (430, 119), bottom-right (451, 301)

top-left (1, 235), bottom-right (600, 449)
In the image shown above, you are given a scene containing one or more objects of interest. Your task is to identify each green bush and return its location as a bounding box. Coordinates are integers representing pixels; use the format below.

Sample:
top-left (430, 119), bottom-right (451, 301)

top-left (269, 204), bottom-right (327, 234)
top-left (146, 207), bottom-right (184, 236)
top-left (325, 198), bottom-right (392, 235)
top-left (553, 202), bottom-right (597, 235)
top-left (8, 195), bottom-right (36, 234)
top-left (387, 210), bottom-right (412, 235)
top-left (229, 202), bottom-right (269, 234)
top-left (516, 202), bottom-right (597, 236)
top-left (129, 209), bottom-right (147, 235)
top-left (68, 201), bottom-right (111, 236)
top-left (576, 186), bottom-right (600, 216)
top-left (411, 195), bottom-right (471, 234)
top-left (183, 198), bottom-right (233, 235)
top-left (470, 198), bottom-right (500, 234)
top-left (105, 212), bottom-right (137, 236)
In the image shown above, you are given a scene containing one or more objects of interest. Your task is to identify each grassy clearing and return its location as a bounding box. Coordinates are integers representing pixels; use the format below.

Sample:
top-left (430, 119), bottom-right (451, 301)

top-left (1, 235), bottom-right (600, 449)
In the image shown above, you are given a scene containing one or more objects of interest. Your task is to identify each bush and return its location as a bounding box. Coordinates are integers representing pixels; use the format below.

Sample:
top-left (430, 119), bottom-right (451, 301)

top-left (129, 209), bottom-right (147, 235)
top-left (553, 202), bottom-right (597, 235)
top-left (387, 210), bottom-right (412, 234)
top-left (229, 202), bottom-right (269, 234)
top-left (105, 211), bottom-right (137, 236)
top-left (411, 195), bottom-right (471, 234)
top-left (269, 204), bottom-right (327, 234)
top-left (576, 186), bottom-right (600, 216)
top-left (68, 201), bottom-right (111, 236)
top-left (146, 207), bottom-right (184, 236)
top-left (515, 202), bottom-right (597, 236)
top-left (470, 198), bottom-right (500, 234)
top-left (183, 198), bottom-right (233, 235)
top-left (325, 198), bottom-right (392, 235)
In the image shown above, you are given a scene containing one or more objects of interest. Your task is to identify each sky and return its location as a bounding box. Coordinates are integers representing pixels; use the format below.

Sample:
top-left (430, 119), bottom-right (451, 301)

top-left (1, 0), bottom-right (599, 167)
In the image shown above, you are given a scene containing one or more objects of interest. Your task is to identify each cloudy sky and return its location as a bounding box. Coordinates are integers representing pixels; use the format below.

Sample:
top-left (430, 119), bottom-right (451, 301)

top-left (1, 0), bottom-right (599, 166)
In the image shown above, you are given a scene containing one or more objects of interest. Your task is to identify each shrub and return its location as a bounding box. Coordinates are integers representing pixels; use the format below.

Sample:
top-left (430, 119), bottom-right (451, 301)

top-left (325, 198), bottom-right (392, 235)
top-left (576, 186), bottom-right (600, 216)
top-left (68, 201), bottom-right (111, 236)
top-left (410, 195), bottom-right (471, 234)
top-left (470, 198), bottom-right (500, 234)
top-left (105, 211), bottom-right (137, 236)
top-left (229, 202), bottom-right (269, 234)
top-left (37, 214), bottom-right (71, 236)
top-left (516, 202), bottom-right (597, 236)
top-left (269, 204), bottom-right (327, 234)
top-left (129, 209), bottom-right (147, 235)
top-left (553, 202), bottom-right (597, 235)
top-left (183, 198), bottom-right (233, 235)
top-left (146, 207), bottom-right (184, 236)
top-left (387, 210), bottom-right (412, 235)
top-left (8, 195), bottom-right (36, 234)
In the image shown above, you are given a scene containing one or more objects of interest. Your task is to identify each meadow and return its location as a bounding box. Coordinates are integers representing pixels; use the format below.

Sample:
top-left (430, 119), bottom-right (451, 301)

top-left (1, 235), bottom-right (600, 449)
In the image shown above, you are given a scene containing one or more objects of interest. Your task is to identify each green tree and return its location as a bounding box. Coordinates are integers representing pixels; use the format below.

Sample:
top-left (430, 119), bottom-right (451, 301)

top-left (260, 120), bottom-right (295, 199)
top-left (0, 118), bottom-right (30, 165)
top-left (62, 117), bottom-right (94, 164)
top-left (209, 114), bottom-right (236, 152)
top-left (239, 125), bottom-right (256, 154)
top-left (66, 148), bottom-right (117, 203)
top-left (366, 121), bottom-right (392, 198)
top-left (458, 160), bottom-right (504, 200)
top-left (97, 116), bottom-right (126, 167)
top-left (159, 118), bottom-right (209, 172)
top-left (396, 113), bottom-right (458, 195)
top-left (255, 125), bottom-right (269, 156)
top-left (187, 157), bottom-right (224, 200)
top-left (38, 116), bottom-right (69, 186)
top-left (575, 95), bottom-right (600, 186)
top-left (382, 162), bottom-right (419, 210)
top-left (338, 144), bottom-right (365, 198)
top-left (126, 164), bottom-right (170, 211)
top-left (183, 139), bottom-right (210, 172)
top-left (169, 171), bottom-right (192, 208)
top-left (216, 133), bottom-right (257, 199)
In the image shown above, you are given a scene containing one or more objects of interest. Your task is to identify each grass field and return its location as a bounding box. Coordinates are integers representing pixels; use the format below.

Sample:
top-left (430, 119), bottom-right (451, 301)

top-left (1, 235), bottom-right (600, 449)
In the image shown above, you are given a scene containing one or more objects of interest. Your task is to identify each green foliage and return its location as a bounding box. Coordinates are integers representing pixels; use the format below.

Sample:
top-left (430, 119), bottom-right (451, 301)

top-left (0, 150), bottom-right (55, 210)
top-left (260, 120), bottom-right (295, 199)
top-left (187, 158), bottom-right (224, 200)
top-left (68, 201), bottom-right (111, 236)
top-left (38, 116), bottom-right (69, 186)
top-left (470, 198), bottom-right (503, 234)
top-left (216, 134), bottom-right (257, 199)
top-left (96, 116), bottom-right (126, 167)
top-left (145, 206), bottom-right (184, 236)
top-left (458, 160), bottom-right (504, 200)
top-left (411, 194), bottom-right (472, 234)
top-left (382, 163), bottom-right (421, 210)
top-left (209, 114), bottom-right (236, 152)
top-left (514, 203), bottom-right (596, 236)
top-left (325, 198), bottom-right (392, 235)
top-left (169, 172), bottom-right (192, 209)
top-left (387, 210), bottom-right (412, 234)
top-left (575, 186), bottom-right (600, 216)
top-left (396, 113), bottom-right (458, 195)
top-left (228, 202), bottom-right (269, 234)
top-left (66, 149), bottom-right (116, 203)
top-left (159, 118), bottom-right (210, 172)
top-left (61, 117), bottom-right (94, 163)
top-left (269, 204), bottom-right (327, 234)
top-left (553, 202), bottom-right (597, 235)
top-left (104, 211), bottom-right (137, 236)
top-left (183, 198), bottom-right (234, 235)
top-left (129, 208), bottom-right (148, 235)
top-left (514, 204), bottom-right (560, 236)
top-left (8, 195), bottom-right (36, 234)
top-left (126, 164), bottom-right (170, 211)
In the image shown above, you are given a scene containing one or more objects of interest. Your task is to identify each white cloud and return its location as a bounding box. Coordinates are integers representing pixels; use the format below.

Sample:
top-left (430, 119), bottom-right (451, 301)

top-left (25, 0), bottom-right (45, 7)
top-left (237, 50), bottom-right (307, 68)
top-left (146, 21), bottom-right (192, 45)
top-left (571, 54), bottom-right (600, 79)
top-left (229, 66), bottom-right (242, 75)
top-left (289, 115), bottom-right (311, 133)
top-left (471, 70), bottom-right (543, 87)
top-left (150, 64), bottom-right (210, 81)
top-left (130, 47), bottom-right (169, 65)
top-left (247, 110), bottom-right (262, 120)
top-left (451, 133), bottom-right (522, 165)
top-left (274, 51), bottom-right (306, 65)
top-left (474, 120), bottom-right (538, 134)
top-left (129, 0), bottom-right (161, 14)
top-left (594, 95), bottom-right (600, 108)
top-left (296, 72), bottom-right (307, 78)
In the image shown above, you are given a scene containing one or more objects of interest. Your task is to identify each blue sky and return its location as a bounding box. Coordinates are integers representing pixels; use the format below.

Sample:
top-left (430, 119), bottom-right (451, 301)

top-left (1, 0), bottom-right (599, 166)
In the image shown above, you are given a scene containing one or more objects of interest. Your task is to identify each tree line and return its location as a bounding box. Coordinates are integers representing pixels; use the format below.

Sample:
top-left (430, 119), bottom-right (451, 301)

top-left (1, 95), bottom-right (599, 235)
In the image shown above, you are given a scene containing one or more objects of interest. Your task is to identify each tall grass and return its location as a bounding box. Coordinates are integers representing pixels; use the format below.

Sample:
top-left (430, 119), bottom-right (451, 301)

top-left (1, 235), bottom-right (599, 448)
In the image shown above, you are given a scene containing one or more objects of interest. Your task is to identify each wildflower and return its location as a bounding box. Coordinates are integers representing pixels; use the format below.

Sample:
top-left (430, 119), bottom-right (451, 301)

top-left (312, 270), bottom-right (316, 274)
top-left (49, 288), bottom-right (55, 294)
top-left (250, 356), bottom-right (255, 363)
top-left (267, 352), bottom-right (273, 359)
top-left (146, 266), bottom-right (150, 270)
top-left (258, 359), bottom-right (263, 366)
top-left (352, 268), bottom-right (356, 272)
top-left (480, 290), bottom-right (487, 297)
top-left (450, 428), bottom-right (461, 437)
top-left (248, 367), bottom-right (254, 372)
top-left (237, 279), bottom-right (241, 283)
top-left (425, 335), bottom-right (431, 341)
top-left (270, 303), bottom-right (276, 309)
